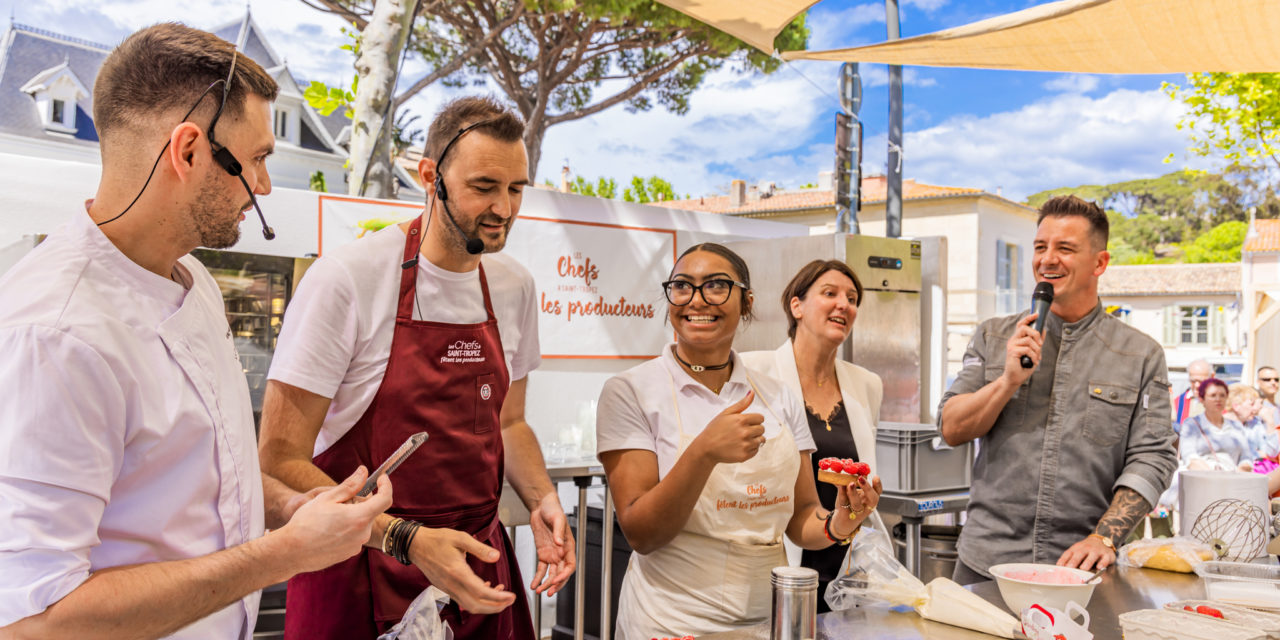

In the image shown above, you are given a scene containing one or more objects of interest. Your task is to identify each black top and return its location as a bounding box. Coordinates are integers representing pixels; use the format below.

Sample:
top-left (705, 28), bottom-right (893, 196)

top-left (801, 401), bottom-right (858, 612)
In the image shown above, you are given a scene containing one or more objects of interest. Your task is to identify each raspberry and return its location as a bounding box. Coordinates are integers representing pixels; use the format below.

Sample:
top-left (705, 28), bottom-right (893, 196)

top-left (850, 462), bottom-right (871, 476)
top-left (842, 458), bottom-right (855, 470)
top-left (828, 460), bottom-right (844, 473)
top-left (818, 458), bottom-right (833, 471)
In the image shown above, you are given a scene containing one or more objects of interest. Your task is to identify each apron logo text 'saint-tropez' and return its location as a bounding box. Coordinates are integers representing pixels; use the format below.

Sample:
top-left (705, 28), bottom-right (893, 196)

top-left (715, 482), bottom-right (791, 512)
top-left (441, 340), bottom-right (486, 364)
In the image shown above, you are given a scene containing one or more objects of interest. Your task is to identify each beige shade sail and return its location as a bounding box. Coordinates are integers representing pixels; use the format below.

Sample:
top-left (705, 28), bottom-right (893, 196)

top-left (780, 0), bottom-right (1280, 73)
top-left (654, 0), bottom-right (818, 53)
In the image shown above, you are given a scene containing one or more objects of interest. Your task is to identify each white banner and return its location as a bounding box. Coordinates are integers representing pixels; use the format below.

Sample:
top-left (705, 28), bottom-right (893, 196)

top-left (318, 198), bottom-right (674, 358)
top-left (502, 216), bottom-right (674, 358)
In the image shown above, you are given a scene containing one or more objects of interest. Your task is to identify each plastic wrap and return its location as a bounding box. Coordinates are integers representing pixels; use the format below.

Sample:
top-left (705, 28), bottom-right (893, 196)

top-left (1119, 536), bottom-right (1214, 573)
top-left (377, 586), bottom-right (454, 640)
top-left (824, 527), bottom-right (1019, 638)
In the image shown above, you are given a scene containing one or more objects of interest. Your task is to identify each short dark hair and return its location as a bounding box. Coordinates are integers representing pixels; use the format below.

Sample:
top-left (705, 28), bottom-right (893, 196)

top-left (781, 260), bottom-right (863, 339)
top-left (94, 23), bottom-right (278, 151)
top-left (424, 96), bottom-right (525, 168)
top-left (671, 243), bottom-right (754, 320)
top-left (1259, 366), bottom-right (1277, 375)
top-left (1037, 195), bottom-right (1109, 251)
top-left (1199, 377), bottom-right (1229, 400)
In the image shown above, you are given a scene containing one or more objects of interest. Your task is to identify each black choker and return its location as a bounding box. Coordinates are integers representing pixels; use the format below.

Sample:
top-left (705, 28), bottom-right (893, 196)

top-left (673, 349), bottom-right (731, 373)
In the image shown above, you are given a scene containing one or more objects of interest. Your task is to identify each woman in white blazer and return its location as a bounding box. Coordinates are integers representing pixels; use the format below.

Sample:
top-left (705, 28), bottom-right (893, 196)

top-left (741, 259), bottom-right (884, 611)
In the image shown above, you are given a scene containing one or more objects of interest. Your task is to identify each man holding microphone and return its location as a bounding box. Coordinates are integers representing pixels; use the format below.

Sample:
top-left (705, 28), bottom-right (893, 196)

top-left (939, 195), bottom-right (1177, 583)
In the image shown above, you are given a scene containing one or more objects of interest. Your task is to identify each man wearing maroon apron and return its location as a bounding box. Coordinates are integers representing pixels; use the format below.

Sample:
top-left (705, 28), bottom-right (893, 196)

top-left (260, 96), bottom-right (575, 639)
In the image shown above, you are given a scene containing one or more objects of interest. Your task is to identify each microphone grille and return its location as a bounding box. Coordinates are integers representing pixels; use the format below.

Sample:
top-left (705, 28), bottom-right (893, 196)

top-left (1032, 281), bottom-right (1055, 300)
top-left (465, 238), bottom-right (485, 255)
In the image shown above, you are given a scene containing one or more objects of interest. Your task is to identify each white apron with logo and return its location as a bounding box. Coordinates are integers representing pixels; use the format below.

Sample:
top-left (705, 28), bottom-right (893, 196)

top-left (614, 370), bottom-right (801, 640)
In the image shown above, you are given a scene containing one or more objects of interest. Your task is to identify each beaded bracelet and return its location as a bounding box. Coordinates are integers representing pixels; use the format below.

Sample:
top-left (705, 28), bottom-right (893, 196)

top-left (823, 512), bottom-right (854, 546)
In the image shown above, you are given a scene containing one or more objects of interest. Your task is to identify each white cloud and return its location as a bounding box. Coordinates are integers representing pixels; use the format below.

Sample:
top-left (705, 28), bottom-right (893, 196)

top-left (903, 0), bottom-right (950, 11)
top-left (1042, 74), bottom-right (1101, 94)
top-left (876, 87), bottom-right (1207, 201)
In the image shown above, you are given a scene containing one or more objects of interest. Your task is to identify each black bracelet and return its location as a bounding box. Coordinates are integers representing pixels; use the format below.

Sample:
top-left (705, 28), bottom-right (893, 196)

top-left (824, 512), bottom-right (853, 546)
top-left (387, 518), bottom-right (421, 565)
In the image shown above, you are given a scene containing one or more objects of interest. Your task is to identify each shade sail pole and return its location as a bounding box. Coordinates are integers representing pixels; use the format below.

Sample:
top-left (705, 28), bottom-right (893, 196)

top-left (885, 0), bottom-right (904, 238)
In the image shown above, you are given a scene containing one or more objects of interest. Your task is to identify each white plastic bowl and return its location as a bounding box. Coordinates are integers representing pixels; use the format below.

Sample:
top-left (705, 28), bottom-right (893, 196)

top-left (988, 563), bottom-right (1097, 615)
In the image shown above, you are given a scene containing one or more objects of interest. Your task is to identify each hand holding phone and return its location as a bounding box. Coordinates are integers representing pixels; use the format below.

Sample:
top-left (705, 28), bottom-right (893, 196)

top-left (356, 432), bottom-right (428, 498)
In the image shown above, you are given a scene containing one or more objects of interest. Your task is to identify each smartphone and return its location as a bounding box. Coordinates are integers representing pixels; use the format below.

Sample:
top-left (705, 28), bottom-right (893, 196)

top-left (356, 431), bottom-right (428, 498)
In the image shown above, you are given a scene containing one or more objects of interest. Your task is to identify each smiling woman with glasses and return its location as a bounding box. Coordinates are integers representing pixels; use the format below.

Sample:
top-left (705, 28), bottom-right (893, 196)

top-left (594, 243), bottom-right (877, 639)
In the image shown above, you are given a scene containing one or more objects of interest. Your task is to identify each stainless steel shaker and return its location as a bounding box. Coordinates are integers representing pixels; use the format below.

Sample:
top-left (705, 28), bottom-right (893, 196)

top-left (770, 566), bottom-right (818, 640)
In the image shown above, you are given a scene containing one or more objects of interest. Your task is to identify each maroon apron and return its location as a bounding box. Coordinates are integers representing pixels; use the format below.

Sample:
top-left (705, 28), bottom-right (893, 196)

top-left (284, 216), bottom-right (535, 640)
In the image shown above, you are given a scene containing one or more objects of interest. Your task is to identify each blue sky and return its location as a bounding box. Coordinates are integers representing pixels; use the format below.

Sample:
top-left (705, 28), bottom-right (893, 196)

top-left (2, 0), bottom-right (1214, 201)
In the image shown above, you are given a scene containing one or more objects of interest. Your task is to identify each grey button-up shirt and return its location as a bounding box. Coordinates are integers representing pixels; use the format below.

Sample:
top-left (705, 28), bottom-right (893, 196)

top-left (939, 302), bottom-right (1176, 576)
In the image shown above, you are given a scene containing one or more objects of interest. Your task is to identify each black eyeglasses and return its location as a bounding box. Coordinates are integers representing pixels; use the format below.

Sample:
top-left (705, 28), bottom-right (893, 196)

top-left (662, 278), bottom-right (745, 306)
top-left (1261, 377), bottom-right (1279, 383)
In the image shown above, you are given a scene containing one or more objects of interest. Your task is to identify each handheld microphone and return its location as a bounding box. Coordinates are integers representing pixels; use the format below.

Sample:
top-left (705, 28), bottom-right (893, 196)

top-left (1020, 281), bottom-right (1055, 369)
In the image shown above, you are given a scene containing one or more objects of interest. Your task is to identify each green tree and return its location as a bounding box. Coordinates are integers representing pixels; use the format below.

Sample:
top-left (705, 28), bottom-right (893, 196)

top-left (1164, 73), bottom-right (1280, 172)
top-left (309, 170), bottom-right (328, 192)
top-left (622, 175), bottom-right (675, 203)
top-left (1184, 220), bottom-right (1249, 263)
top-left (303, 0), bottom-right (808, 180)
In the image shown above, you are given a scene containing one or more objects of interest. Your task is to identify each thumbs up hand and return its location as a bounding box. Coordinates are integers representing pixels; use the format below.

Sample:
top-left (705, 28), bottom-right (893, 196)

top-left (693, 390), bottom-right (767, 464)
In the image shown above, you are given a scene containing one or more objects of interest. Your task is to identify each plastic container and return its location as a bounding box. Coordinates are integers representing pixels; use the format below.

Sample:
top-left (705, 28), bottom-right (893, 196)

top-left (987, 563), bottom-right (1096, 615)
top-left (1119, 609), bottom-right (1266, 640)
top-left (1165, 600), bottom-right (1280, 639)
top-left (1196, 562), bottom-right (1280, 609)
top-left (874, 422), bottom-right (973, 494)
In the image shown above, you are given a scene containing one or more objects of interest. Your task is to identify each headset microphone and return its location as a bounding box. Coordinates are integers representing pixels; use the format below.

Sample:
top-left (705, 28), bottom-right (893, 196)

top-left (437, 177), bottom-right (485, 255)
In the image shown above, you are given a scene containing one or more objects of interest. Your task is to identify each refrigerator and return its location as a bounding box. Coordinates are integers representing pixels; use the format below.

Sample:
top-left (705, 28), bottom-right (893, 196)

top-left (193, 249), bottom-right (315, 428)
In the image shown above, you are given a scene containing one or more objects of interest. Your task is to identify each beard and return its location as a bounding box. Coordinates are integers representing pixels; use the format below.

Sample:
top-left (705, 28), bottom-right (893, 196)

top-left (442, 203), bottom-right (512, 254)
top-left (191, 172), bottom-right (245, 250)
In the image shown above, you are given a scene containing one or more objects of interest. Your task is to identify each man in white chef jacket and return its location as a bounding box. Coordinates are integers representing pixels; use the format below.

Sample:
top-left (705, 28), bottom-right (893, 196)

top-left (0, 24), bottom-right (392, 639)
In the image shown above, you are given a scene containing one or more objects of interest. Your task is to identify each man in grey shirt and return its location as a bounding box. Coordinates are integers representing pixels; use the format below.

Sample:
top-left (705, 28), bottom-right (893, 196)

top-left (939, 195), bottom-right (1177, 583)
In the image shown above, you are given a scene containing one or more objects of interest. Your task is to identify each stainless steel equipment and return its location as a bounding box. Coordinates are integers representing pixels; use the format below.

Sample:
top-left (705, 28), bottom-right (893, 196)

top-left (726, 234), bottom-right (925, 423)
top-left (770, 566), bottom-right (818, 640)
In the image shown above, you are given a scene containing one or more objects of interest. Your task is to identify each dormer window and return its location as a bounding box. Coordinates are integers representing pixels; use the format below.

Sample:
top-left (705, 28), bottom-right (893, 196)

top-left (51, 99), bottom-right (68, 127)
top-left (21, 61), bottom-right (89, 135)
top-left (275, 108), bottom-right (289, 139)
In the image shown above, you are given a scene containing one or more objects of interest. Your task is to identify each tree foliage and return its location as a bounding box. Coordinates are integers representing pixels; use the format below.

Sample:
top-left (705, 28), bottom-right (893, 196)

top-left (1164, 73), bottom-right (1280, 172)
top-left (300, 0), bottom-right (808, 179)
top-left (1184, 221), bottom-right (1248, 264)
top-left (1027, 167), bottom-right (1279, 265)
top-left (623, 175), bottom-right (674, 203)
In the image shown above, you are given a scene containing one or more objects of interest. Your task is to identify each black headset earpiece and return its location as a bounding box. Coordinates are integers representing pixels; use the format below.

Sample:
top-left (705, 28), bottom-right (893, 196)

top-left (212, 146), bottom-right (242, 177)
top-left (435, 175), bottom-right (448, 202)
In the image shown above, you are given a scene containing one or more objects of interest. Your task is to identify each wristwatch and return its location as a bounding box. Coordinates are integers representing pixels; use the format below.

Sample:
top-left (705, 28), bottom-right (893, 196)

top-left (1089, 532), bottom-right (1115, 551)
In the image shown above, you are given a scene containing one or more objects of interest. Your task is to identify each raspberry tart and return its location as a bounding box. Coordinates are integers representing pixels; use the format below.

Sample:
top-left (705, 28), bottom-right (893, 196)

top-left (817, 457), bottom-right (869, 486)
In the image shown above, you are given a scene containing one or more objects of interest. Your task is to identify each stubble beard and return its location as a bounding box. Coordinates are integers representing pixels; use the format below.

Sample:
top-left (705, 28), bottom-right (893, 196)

top-left (192, 173), bottom-right (243, 250)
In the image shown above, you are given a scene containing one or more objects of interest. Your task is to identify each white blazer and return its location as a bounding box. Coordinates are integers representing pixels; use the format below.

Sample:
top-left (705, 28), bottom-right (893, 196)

top-left (741, 340), bottom-right (882, 472)
top-left (741, 340), bottom-right (886, 565)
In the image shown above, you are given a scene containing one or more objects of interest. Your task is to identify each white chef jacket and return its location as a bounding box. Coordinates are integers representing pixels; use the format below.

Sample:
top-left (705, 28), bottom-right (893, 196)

top-left (0, 211), bottom-right (264, 638)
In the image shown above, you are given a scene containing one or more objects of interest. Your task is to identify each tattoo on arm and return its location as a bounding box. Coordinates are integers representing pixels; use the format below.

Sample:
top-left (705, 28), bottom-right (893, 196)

top-left (1095, 487), bottom-right (1150, 544)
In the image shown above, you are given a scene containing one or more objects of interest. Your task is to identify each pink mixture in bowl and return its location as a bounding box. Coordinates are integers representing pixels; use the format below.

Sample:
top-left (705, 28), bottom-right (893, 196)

top-left (1001, 568), bottom-right (1086, 585)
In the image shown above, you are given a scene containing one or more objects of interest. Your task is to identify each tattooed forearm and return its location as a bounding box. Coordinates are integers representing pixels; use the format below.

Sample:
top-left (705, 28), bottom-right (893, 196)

top-left (1095, 487), bottom-right (1150, 544)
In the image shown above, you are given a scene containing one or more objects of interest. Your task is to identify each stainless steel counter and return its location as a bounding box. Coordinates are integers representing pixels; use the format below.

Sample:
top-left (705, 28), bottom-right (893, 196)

top-left (701, 564), bottom-right (1205, 640)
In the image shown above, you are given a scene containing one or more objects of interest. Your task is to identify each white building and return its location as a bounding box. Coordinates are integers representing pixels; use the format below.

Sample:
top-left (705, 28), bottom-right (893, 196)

top-left (0, 14), bottom-right (423, 199)
top-left (1098, 263), bottom-right (1244, 387)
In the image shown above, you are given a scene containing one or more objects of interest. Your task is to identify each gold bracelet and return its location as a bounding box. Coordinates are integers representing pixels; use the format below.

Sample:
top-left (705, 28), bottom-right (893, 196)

top-left (381, 517), bottom-right (400, 555)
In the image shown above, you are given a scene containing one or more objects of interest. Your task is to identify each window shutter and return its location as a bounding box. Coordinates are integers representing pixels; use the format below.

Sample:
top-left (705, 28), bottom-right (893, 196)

top-left (1163, 306), bottom-right (1178, 345)
top-left (996, 240), bottom-right (1009, 289)
top-left (1210, 305), bottom-right (1225, 347)
top-left (1016, 244), bottom-right (1026, 308)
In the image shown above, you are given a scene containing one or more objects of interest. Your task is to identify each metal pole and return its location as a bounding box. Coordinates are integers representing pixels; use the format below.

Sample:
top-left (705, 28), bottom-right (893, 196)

top-left (837, 62), bottom-right (863, 235)
top-left (885, 0), bottom-right (904, 238)
top-left (573, 476), bottom-right (591, 640)
top-left (600, 486), bottom-right (615, 640)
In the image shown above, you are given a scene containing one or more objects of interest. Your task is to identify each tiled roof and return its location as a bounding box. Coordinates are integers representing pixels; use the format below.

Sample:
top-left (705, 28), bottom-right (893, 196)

top-left (1099, 263), bottom-right (1241, 296)
top-left (647, 176), bottom-right (985, 215)
top-left (1245, 219), bottom-right (1280, 253)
